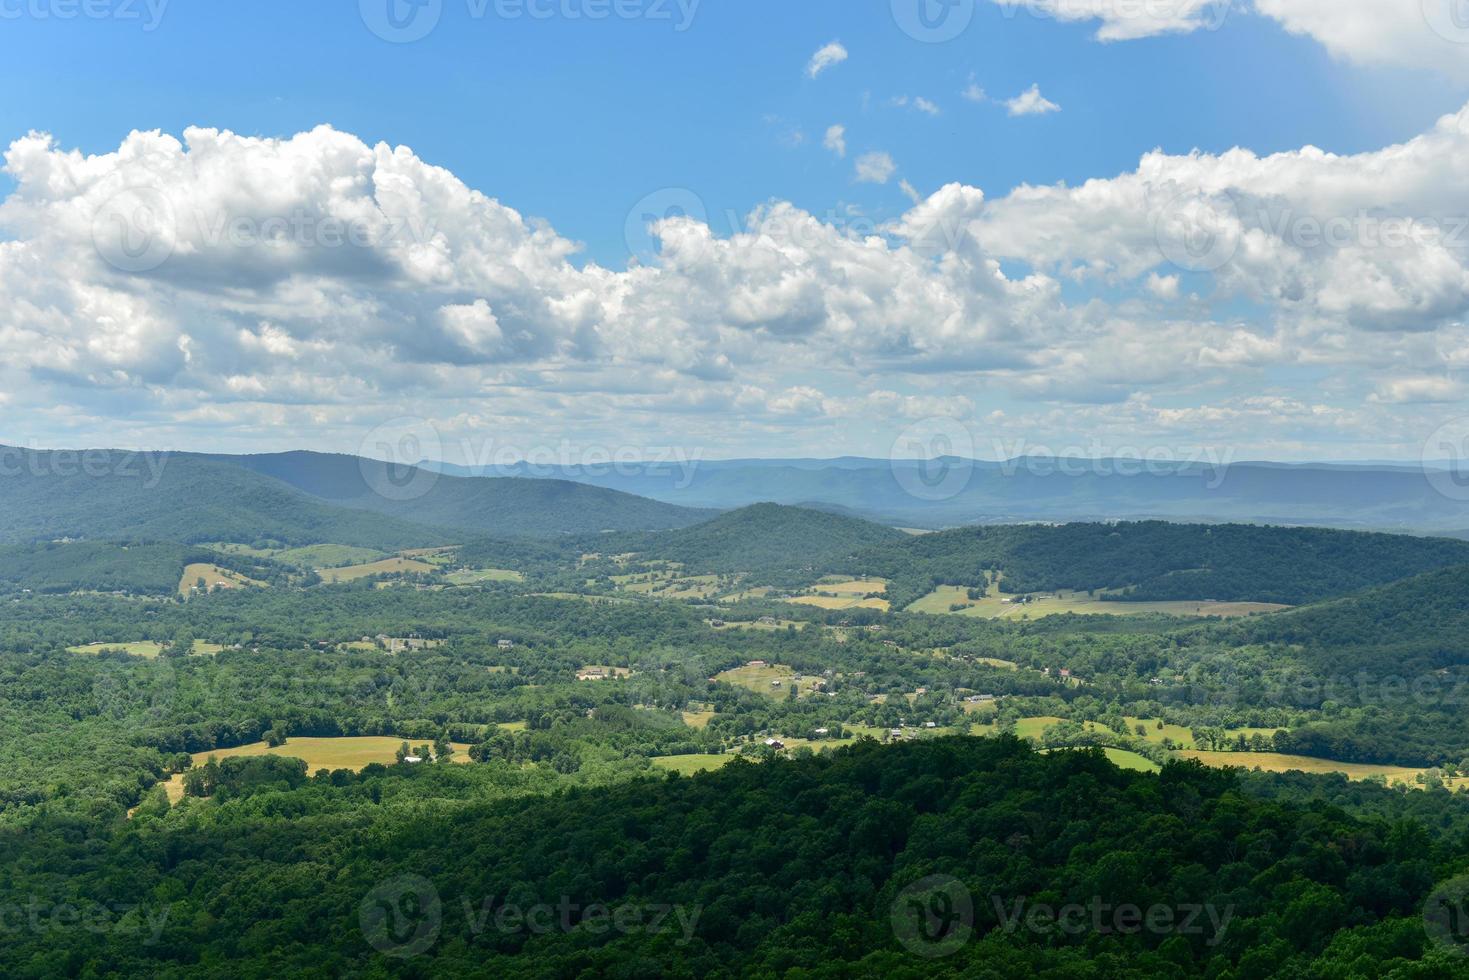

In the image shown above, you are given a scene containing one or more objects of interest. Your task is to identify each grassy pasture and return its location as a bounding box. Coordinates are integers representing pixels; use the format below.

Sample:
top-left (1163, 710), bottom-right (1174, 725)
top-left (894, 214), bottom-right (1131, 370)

top-left (160, 736), bottom-right (474, 801)
top-left (273, 544), bottom-right (387, 568)
top-left (713, 663), bottom-right (801, 698)
top-left (681, 710), bottom-right (717, 729)
top-left (651, 754), bottom-right (732, 775)
top-left (317, 557), bottom-right (436, 583)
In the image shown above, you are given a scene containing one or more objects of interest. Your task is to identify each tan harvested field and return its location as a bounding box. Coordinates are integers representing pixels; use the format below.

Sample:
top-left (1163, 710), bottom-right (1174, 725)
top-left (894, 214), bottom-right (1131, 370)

top-left (445, 568), bottom-right (524, 584)
top-left (787, 595), bottom-right (890, 611)
top-left (179, 563), bottom-right (265, 598)
top-left (681, 710), bottom-right (717, 729)
top-left (70, 640), bottom-right (229, 658)
top-left (159, 736), bottom-right (474, 802)
top-left (1178, 751), bottom-right (1426, 786)
top-left (68, 641), bottom-right (167, 658)
top-left (318, 557), bottom-right (436, 583)
top-left (813, 577), bottom-right (888, 595)
top-left (907, 583), bottom-right (1288, 620)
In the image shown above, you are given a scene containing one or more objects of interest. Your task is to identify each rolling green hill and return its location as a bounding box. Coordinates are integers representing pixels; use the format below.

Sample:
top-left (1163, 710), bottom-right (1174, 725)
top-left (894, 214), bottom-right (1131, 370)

top-left (0, 540), bottom-right (298, 596)
top-left (210, 450), bottom-right (716, 537)
top-left (590, 503), bottom-right (910, 584)
top-left (0, 448), bottom-right (447, 551)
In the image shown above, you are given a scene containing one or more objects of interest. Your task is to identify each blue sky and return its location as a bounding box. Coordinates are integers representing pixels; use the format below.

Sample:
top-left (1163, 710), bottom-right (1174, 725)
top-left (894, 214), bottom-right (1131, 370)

top-left (1, 1), bottom-right (1468, 463)
top-left (3, 1), bottom-right (1459, 263)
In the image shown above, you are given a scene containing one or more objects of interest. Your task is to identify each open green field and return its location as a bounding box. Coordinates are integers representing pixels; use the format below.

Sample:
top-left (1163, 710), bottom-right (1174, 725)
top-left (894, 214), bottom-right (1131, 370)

top-left (1124, 718), bottom-right (1285, 750)
top-left (1178, 751), bottom-right (1426, 786)
top-left (906, 583), bottom-right (1288, 620)
top-left (445, 568), bottom-right (524, 585)
top-left (160, 736), bottom-right (475, 802)
top-left (1102, 747), bottom-right (1161, 772)
top-left (318, 557), bottom-right (436, 583)
top-left (274, 544), bottom-right (387, 568)
top-left (713, 663), bottom-right (806, 697)
top-left (651, 754), bottom-right (732, 775)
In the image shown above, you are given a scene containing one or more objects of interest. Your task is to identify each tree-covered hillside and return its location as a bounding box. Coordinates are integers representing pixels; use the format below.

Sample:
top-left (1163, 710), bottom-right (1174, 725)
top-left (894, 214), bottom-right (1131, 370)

top-left (593, 503), bottom-right (909, 584)
top-left (862, 522), bottom-right (1469, 608)
top-left (2, 738), bottom-right (1465, 976)
top-left (0, 449), bottom-right (446, 550)
top-left (213, 450), bottom-right (716, 537)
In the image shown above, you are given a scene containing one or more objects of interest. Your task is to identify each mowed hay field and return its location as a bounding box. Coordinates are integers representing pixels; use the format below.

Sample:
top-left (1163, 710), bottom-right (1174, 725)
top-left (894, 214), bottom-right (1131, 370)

top-left (318, 557), bottom-right (436, 583)
top-left (67, 640), bottom-right (228, 658)
top-left (1178, 751), bottom-right (1429, 786)
top-left (445, 568), bottom-right (524, 585)
top-left (907, 584), bottom-right (1288, 620)
top-left (160, 736), bottom-right (475, 801)
top-left (178, 563), bottom-right (265, 598)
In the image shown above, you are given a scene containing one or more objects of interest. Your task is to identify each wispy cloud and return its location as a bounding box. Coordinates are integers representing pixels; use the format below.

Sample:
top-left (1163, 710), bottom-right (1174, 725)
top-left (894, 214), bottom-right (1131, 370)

top-left (823, 124), bottom-right (847, 158)
top-left (1005, 84), bottom-right (1061, 116)
top-left (854, 151), bottom-right (897, 184)
top-left (891, 95), bottom-right (941, 116)
top-left (806, 41), bottom-right (848, 79)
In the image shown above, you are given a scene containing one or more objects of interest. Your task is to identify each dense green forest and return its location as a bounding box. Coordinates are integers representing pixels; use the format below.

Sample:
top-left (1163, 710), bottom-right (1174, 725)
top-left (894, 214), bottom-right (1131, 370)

top-left (6, 496), bottom-right (1469, 974)
top-left (4, 738), bottom-right (1469, 976)
top-left (852, 521), bottom-right (1469, 607)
